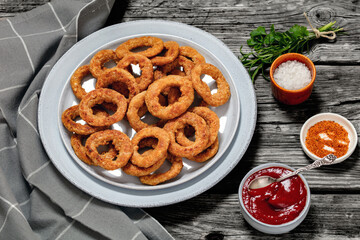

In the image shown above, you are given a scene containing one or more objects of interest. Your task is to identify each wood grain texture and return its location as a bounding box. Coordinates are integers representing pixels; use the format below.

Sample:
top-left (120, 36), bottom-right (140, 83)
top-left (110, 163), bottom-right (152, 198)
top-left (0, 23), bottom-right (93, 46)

top-left (0, 0), bottom-right (49, 16)
top-left (121, 0), bottom-right (360, 64)
top-left (147, 194), bottom-right (360, 239)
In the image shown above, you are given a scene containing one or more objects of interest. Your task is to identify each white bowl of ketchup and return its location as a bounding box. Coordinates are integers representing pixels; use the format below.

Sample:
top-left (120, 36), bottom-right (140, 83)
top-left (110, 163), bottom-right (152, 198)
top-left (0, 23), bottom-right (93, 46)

top-left (238, 163), bottom-right (311, 234)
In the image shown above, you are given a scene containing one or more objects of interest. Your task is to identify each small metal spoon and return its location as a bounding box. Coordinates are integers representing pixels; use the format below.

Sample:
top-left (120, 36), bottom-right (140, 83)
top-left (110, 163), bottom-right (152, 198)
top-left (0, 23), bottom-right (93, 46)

top-left (248, 154), bottom-right (337, 190)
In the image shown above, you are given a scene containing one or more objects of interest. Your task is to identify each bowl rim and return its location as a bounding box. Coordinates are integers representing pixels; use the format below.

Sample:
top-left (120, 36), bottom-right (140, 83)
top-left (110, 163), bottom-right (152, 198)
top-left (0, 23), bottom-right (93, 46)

top-left (300, 112), bottom-right (358, 163)
top-left (238, 163), bottom-right (311, 228)
top-left (270, 53), bottom-right (316, 93)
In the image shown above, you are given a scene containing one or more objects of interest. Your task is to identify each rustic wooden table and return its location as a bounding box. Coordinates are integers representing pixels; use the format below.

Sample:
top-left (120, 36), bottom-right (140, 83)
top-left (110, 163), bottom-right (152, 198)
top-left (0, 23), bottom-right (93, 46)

top-left (2, 0), bottom-right (359, 239)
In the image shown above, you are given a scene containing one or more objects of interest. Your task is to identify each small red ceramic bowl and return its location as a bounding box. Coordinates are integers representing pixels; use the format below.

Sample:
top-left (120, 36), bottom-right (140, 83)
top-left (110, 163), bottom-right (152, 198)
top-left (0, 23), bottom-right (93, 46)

top-left (270, 53), bottom-right (316, 105)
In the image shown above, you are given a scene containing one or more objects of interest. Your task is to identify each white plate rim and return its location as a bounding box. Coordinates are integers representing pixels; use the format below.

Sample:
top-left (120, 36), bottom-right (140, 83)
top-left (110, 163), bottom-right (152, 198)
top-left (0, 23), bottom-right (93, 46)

top-left (38, 20), bottom-right (257, 207)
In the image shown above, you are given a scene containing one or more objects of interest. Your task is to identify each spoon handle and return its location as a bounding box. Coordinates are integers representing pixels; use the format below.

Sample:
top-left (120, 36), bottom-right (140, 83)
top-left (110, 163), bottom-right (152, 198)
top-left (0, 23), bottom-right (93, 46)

top-left (276, 154), bottom-right (337, 182)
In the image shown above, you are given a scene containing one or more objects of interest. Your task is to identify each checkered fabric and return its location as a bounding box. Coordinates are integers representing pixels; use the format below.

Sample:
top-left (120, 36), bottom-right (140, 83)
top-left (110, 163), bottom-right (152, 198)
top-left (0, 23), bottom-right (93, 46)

top-left (0, 1), bottom-right (174, 239)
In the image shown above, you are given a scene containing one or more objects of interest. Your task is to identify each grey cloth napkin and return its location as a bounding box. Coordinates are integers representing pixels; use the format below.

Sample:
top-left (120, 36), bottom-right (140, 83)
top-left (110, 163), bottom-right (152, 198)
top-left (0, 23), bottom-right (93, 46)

top-left (0, 0), bottom-right (174, 239)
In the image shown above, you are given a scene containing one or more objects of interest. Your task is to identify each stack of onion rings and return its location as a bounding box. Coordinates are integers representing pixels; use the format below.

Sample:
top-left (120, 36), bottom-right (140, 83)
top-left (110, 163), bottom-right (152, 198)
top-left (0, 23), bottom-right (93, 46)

top-left (61, 35), bottom-right (231, 186)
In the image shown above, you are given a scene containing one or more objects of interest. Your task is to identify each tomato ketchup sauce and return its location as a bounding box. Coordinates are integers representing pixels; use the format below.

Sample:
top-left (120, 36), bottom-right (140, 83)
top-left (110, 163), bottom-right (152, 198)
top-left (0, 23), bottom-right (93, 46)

top-left (242, 167), bottom-right (307, 225)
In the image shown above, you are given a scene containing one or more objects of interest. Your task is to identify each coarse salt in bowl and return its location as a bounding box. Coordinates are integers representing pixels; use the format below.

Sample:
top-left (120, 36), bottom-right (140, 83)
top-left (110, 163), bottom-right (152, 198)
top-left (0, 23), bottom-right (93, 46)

top-left (273, 60), bottom-right (312, 90)
top-left (270, 53), bottom-right (316, 105)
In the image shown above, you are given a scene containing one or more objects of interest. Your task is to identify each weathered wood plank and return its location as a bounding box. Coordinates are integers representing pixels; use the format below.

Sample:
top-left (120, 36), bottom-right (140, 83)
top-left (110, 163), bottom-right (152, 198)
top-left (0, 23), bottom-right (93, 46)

top-left (0, 0), bottom-right (49, 16)
top-left (122, 0), bottom-right (360, 64)
top-left (147, 193), bottom-right (360, 239)
top-left (2, 0), bottom-right (359, 64)
top-left (255, 65), bottom-right (360, 123)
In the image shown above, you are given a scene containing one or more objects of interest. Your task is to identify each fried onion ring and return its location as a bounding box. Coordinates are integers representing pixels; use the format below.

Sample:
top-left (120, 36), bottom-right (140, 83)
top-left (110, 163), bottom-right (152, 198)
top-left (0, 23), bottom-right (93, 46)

top-left (167, 87), bottom-right (181, 105)
top-left (153, 58), bottom-right (181, 81)
top-left (70, 65), bottom-right (93, 100)
top-left (95, 68), bottom-right (139, 102)
top-left (179, 46), bottom-right (206, 75)
top-left (187, 137), bottom-right (219, 162)
top-left (163, 112), bottom-right (209, 158)
top-left (117, 53), bottom-right (153, 91)
top-left (151, 41), bottom-right (179, 66)
top-left (126, 91), bottom-right (165, 132)
top-left (122, 150), bottom-right (166, 177)
top-left (62, 105), bottom-right (108, 135)
top-left (139, 153), bottom-right (183, 185)
top-left (85, 130), bottom-right (133, 170)
top-left (176, 107), bottom-right (219, 148)
top-left (130, 127), bottom-right (170, 168)
top-left (191, 63), bottom-right (231, 107)
top-left (79, 88), bottom-right (127, 126)
top-left (90, 49), bottom-right (119, 79)
top-left (122, 137), bottom-right (166, 177)
top-left (115, 36), bottom-right (164, 59)
top-left (71, 134), bottom-right (117, 165)
top-left (145, 75), bottom-right (194, 120)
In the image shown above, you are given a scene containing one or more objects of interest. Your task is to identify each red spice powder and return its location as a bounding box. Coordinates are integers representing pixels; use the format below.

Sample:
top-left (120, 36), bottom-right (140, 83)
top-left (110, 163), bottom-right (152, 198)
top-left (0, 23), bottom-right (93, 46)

top-left (305, 120), bottom-right (349, 158)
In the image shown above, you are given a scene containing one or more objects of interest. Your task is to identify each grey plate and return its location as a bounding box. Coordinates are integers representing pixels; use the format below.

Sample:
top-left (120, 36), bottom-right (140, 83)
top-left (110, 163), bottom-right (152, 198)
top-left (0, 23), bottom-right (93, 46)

top-left (38, 20), bottom-right (257, 207)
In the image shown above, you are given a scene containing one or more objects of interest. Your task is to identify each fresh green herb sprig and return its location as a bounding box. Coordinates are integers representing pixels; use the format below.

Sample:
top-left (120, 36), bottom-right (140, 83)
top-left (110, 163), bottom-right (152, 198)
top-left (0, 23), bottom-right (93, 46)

top-left (240, 22), bottom-right (343, 83)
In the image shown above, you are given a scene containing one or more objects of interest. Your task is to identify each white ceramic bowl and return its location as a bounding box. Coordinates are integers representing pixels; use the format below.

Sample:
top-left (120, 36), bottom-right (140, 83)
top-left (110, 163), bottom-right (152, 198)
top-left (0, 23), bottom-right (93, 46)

top-left (238, 163), bottom-right (311, 234)
top-left (300, 113), bottom-right (358, 164)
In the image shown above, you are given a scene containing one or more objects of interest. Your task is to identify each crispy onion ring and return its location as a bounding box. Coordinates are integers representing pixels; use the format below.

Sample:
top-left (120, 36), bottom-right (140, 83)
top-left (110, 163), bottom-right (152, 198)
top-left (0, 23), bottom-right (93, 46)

top-left (95, 68), bottom-right (139, 102)
top-left (70, 65), bottom-right (93, 100)
top-left (117, 53), bottom-right (153, 91)
top-left (164, 112), bottom-right (209, 158)
top-left (71, 134), bottom-right (117, 165)
top-left (122, 137), bottom-right (166, 176)
top-left (153, 58), bottom-right (181, 81)
top-left (126, 91), bottom-right (165, 132)
top-left (187, 137), bottom-right (219, 162)
top-left (145, 75), bottom-right (194, 120)
top-left (169, 68), bottom-right (186, 76)
top-left (179, 46), bottom-right (206, 75)
top-left (85, 130), bottom-right (133, 170)
top-left (115, 36), bottom-right (164, 59)
top-left (79, 88), bottom-right (127, 126)
top-left (191, 63), bottom-right (231, 107)
top-left (167, 87), bottom-right (181, 105)
top-left (111, 82), bottom-right (129, 98)
top-left (62, 105), bottom-right (108, 135)
top-left (90, 49), bottom-right (119, 79)
top-left (176, 107), bottom-right (219, 148)
top-left (122, 150), bottom-right (166, 177)
top-left (151, 41), bottom-right (180, 66)
top-left (139, 153), bottom-right (183, 185)
top-left (71, 134), bottom-right (95, 165)
top-left (154, 45), bottom-right (205, 78)
top-left (130, 127), bottom-right (170, 168)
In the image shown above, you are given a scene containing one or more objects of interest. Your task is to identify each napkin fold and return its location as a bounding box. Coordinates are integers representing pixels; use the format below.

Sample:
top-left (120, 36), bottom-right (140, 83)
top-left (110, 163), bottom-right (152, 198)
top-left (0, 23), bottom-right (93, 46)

top-left (0, 1), bottom-right (173, 239)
